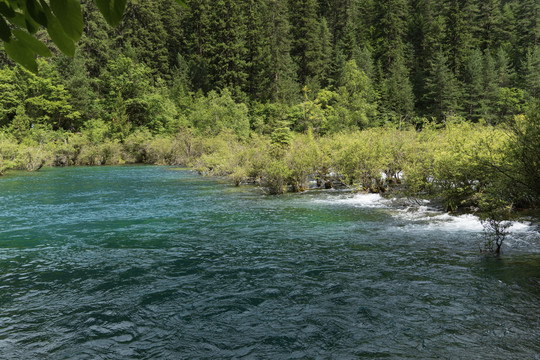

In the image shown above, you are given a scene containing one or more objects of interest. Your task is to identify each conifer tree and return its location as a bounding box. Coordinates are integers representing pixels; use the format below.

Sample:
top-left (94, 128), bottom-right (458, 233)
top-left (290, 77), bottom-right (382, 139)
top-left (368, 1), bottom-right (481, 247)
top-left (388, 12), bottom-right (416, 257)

top-left (475, 0), bottom-right (502, 50)
top-left (443, 0), bottom-right (478, 76)
top-left (374, 0), bottom-right (409, 70)
top-left (374, 0), bottom-right (415, 120)
top-left (79, 0), bottom-right (115, 78)
top-left (482, 50), bottom-right (499, 123)
top-left (209, 0), bottom-right (248, 95)
top-left (495, 47), bottom-right (515, 88)
top-left (289, 0), bottom-right (322, 85)
top-left (54, 53), bottom-right (98, 126)
top-left (353, 47), bottom-right (375, 80)
top-left (425, 51), bottom-right (461, 120)
top-left (409, 0), bottom-right (445, 113)
top-left (523, 46), bottom-right (540, 100)
top-left (381, 53), bottom-right (415, 121)
top-left (245, 0), bottom-right (266, 98)
top-left (183, 0), bottom-right (213, 92)
top-left (464, 48), bottom-right (484, 120)
top-left (265, 0), bottom-right (299, 103)
top-left (314, 17), bottom-right (333, 88)
top-left (517, 0), bottom-right (540, 50)
top-left (117, 0), bottom-right (170, 78)
top-left (499, 2), bottom-right (518, 51)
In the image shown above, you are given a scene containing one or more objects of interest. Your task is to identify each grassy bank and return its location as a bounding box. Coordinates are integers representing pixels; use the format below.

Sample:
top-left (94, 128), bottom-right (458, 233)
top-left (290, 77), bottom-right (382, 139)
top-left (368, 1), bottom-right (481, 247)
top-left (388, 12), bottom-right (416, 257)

top-left (2, 117), bottom-right (538, 216)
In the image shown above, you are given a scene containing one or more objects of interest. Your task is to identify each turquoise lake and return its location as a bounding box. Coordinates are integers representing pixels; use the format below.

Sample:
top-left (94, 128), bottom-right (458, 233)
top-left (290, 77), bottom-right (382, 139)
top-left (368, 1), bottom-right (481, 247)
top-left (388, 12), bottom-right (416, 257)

top-left (0, 166), bottom-right (539, 359)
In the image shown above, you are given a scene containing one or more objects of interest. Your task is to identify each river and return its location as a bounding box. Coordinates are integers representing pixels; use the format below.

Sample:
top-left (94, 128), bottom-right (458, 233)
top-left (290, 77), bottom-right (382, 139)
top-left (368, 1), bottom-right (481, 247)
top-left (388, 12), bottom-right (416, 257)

top-left (0, 166), bottom-right (539, 359)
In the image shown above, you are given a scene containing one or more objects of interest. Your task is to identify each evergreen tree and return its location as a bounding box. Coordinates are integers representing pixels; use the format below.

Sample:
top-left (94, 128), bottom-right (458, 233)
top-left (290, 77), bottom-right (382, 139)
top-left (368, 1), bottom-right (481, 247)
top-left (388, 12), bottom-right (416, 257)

top-left (117, 0), bottom-right (170, 78)
top-left (482, 50), bottom-right (499, 123)
top-left (374, 0), bottom-right (409, 70)
top-left (353, 47), bottom-right (375, 80)
top-left (523, 46), bottom-right (540, 100)
top-left (264, 0), bottom-right (298, 103)
top-left (183, 0), bottom-right (213, 92)
top-left (495, 47), bottom-right (515, 88)
top-left (289, 0), bottom-right (322, 85)
top-left (475, 0), bottom-right (502, 50)
top-left (337, 59), bottom-right (378, 129)
top-left (517, 0), bottom-right (540, 50)
top-left (443, 0), bottom-right (479, 76)
top-left (381, 53), bottom-right (415, 121)
top-left (464, 48), bottom-right (484, 120)
top-left (425, 51), bottom-right (461, 120)
top-left (409, 0), bottom-right (445, 113)
top-left (245, 0), bottom-right (266, 98)
top-left (79, 0), bottom-right (115, 78)
top-left (209, 0), bottom-right (248, 95)
top-left (499, 2), bottom-right (518, 52)
top-left (54, 53), bottom-right (99, 127)
top-left (315, 18), bottom-right (333, 88)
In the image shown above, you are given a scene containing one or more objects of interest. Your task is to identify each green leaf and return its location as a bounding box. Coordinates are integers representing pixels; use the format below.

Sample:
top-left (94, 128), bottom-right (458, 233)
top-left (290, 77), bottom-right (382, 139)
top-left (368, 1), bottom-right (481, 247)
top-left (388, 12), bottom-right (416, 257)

top-left (12, 29), bottom-right (51, 57)
top-left (95, 0), bottom-right (126, 27)
top-left (50, 0), bottom-right (83, 41)
top-left (10, 13), bottom-right (27, 29)
top-left (0, 3), bottom-right (16, 18)
top-left (25, 16), bottom-right (38, 33)
top-left (0, 16), bottom-right (11, 42)
top-left (42, 5), bottom-right (75, 56)
top-left (25, 0), bottom-right (47, 27)
top-left (4, 39), bottom-right (38, 73)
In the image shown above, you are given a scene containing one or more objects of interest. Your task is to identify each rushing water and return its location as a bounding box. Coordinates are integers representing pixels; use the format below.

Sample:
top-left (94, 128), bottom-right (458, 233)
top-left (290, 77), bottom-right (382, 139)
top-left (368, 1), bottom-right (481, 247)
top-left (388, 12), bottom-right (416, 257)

top-left (0, 166), bottom-right (539, 359)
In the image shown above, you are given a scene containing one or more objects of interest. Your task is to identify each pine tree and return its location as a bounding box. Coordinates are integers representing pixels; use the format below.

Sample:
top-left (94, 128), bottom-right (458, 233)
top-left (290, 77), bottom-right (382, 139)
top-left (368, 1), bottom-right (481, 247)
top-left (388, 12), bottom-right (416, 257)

top-left (517, 0), bottom-right (540, 50)
top-left (409, 0), bottom-right (446, 113)
top-left (79, 0), bottom-right (116, 78)
top-left (499, 2), bottom-right (518, 51)
top-left (353, 47), bottom-right (375, 80)
top-left (495, 47), bottom-right (515, 88)
top-left (475, 0), bottom-right (502, 50)
top-left (245, 0), bottom-right (266, 98)
top-left (209, 0), bottom-right (248, 95)
top-left (183, 0), bottom-right (213, 92)
top-left (381, 53), bottom-right (415, 120)
top-left (523, 46), bottom-right (540, 100)
top-left (373, 0), bottom-right (414, 120)
top-left (336, 59), bottom-right (378, 129)
top-left (265, 0), bottom-right (299, 103)
top-left (314, 17), bottom-right (333, 88)
top-left (54, 53), bottom-right (99, 127)
top-left (482, 50), bottom-right (499, 123)
top-left (425, 51), bottom-right (461, 120)
top-left (159, 0), bottom-right (186, 72)
top-left (443, 0), bottom-right (479, 76)
top-left (464, 48), bottom-right (484, 120)
top-left (117, 0), bottom-right (170, 78)
top-left (289, 0), bottom-right (322, 85)
top-left (374, 0), bottom-right (409, 70)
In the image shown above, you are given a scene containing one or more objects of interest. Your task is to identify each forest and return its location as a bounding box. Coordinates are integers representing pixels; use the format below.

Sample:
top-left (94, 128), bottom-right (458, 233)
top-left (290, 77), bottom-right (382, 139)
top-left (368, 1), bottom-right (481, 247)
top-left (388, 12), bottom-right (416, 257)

top-left (0, 0), bottom-right (539, 221)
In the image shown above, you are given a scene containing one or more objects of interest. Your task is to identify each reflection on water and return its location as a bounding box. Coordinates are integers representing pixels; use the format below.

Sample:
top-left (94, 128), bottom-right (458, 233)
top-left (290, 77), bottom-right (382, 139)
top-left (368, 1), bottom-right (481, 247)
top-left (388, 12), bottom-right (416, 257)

top-left (0, 166), bottom-right (539, 359)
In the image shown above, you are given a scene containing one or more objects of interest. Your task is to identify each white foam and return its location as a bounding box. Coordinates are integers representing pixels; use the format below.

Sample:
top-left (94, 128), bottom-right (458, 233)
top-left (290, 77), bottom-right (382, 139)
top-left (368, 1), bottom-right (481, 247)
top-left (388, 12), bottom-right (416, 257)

top-left (310, 193), bottom-right (537, 236)
top-left (313, 193), bottom-right (389, 208)
top-left (394, 209), bottom-right (535, 234)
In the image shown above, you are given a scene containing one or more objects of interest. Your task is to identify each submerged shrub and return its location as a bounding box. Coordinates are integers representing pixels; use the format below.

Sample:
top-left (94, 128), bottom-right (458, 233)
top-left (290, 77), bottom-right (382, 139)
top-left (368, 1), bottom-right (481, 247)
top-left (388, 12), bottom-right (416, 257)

top-left (263, 159), bottom-right (291, 194)
top-left (286, 131), bottom-right (321, 192)
top-left (145, 137), bottom-right (175, 165)
top-left (124, 129), bottom-right (153, 163)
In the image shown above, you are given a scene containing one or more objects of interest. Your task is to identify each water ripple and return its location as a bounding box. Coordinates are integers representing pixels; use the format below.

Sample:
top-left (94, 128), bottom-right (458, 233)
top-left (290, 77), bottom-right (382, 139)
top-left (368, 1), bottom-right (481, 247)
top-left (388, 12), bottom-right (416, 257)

top-left (0, 166), bottom-right (538, 359)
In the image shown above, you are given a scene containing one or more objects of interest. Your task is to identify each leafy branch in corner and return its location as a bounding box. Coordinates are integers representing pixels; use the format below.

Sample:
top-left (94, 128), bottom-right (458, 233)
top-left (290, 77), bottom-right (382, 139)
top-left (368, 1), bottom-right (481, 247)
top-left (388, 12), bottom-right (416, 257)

top-left (0, 0), bottom-right (186, 72)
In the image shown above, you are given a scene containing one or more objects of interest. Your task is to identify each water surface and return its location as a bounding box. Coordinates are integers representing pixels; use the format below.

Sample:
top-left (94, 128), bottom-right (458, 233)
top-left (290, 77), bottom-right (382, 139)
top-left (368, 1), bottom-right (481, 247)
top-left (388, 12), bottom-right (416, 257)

top-left (0, 166), bottom-right (539, 359)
